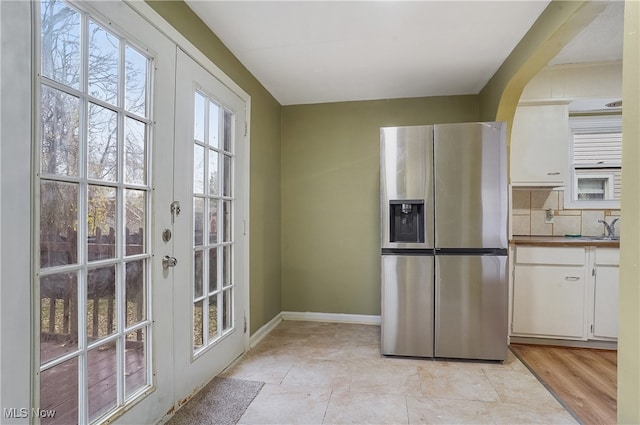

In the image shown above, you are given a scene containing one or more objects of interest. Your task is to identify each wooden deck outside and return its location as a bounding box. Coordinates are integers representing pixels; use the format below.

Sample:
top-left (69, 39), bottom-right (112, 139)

top-left (40, 341), bottom-right (147, 425)
top-left (39, 228), bottom-right (147, 424)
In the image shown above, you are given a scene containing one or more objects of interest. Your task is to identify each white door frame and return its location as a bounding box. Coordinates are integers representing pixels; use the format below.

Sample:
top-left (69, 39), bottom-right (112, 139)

top-left (0, 1), bottom-right (250, 423)
top-left (1, 1), bottom-right (33, 421)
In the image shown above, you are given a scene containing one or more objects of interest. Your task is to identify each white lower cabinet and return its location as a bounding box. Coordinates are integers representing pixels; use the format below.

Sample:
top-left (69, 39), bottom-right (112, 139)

top-left (512, 247), bottom-right (588, 339)
top-left (511, 245), bottom-right (620, 342)
top-left (592, 248), bottom-right (619, 340)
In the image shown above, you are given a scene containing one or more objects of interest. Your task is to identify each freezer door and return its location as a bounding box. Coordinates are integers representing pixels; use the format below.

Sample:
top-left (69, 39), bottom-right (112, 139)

top-left (434, 255), bottom-right (507, 361)
top-left (434, 122), bottom-right (507, 249)
top-left (381, 126), bottom-right (434, 250)
top-left (381, 255), bottom-right (434, 357)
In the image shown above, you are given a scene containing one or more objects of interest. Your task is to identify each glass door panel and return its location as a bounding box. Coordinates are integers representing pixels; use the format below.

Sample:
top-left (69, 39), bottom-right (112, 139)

top-left (37, 2), bottom-right (156, 422)
top-left (190, 88), bottom-right (233, 352)
top-left (173, 48), bottom-right (246, 406)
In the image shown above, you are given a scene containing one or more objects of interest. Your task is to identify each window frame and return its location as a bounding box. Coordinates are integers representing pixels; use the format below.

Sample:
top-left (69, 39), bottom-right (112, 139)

top-left (575, 173), bottom-right (615, 200)
top-left (564, 114), bottom-right (622, 209)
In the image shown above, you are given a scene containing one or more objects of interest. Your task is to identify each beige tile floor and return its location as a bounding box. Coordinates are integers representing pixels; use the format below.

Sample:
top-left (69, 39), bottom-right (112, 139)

top-left (221, 320), bottom-right (577, 425)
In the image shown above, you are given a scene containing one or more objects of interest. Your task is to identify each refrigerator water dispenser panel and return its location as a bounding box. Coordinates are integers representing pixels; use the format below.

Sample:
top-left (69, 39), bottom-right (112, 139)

top-left (389, 200), bottom-right (425, 243)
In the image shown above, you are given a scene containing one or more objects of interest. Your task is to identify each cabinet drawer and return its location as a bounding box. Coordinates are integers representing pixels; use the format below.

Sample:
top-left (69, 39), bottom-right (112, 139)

top-left (595, 248), bottom-right (620, 266)
top-left (515, 246), bottom-right (586, 265)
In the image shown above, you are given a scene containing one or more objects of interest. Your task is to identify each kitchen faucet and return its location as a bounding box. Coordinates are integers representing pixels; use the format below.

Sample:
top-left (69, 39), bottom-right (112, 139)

top-left (598, 218), bottom-right (619, 239)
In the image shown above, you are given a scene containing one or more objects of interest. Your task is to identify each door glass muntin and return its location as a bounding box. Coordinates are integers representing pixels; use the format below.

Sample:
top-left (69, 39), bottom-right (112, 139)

top-left (37, 1), bottom-right (153, 422)
top-left (192, 89), bottom-right (235, 355)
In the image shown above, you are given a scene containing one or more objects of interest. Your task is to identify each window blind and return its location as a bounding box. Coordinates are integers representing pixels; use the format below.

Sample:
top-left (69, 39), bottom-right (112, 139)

top-left (573, 132), bottom-right (622, 168)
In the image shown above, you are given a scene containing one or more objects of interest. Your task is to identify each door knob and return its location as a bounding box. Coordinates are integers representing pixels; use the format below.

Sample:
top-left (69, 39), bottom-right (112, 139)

top-left (162, 255), bottom-right (178, 270)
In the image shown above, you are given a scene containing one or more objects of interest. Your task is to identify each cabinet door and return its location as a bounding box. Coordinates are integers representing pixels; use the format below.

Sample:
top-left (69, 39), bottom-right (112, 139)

top-left (510, 104), bottom-right (569, 186)
top-left (512, 264), bottom-right (586, 339)
top-left (593, 265), bottom-right (619, 339)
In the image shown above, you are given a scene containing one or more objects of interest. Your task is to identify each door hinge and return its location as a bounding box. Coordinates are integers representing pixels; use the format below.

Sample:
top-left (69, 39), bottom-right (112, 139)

top-left (244, 122), bottom-right (248, 137)
top-left (592, 267), bottom-right (596, 277)
top-left (244, 316), bottom-right (248, 333)
top-left (590, 324), bottom-right (594, 333)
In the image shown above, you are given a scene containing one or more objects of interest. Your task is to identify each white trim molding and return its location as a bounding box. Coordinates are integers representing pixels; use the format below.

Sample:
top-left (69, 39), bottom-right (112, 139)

top-left (1, 0), bottom-right (33, 417)
top-left (281, 311), bottom-right (381, 326)
top-left (248, 312), bottom-right (284, 349)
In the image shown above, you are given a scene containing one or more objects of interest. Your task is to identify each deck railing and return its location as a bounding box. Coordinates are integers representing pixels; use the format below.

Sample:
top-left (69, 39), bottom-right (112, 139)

top-left (40, 227), bottom-right (145, 348)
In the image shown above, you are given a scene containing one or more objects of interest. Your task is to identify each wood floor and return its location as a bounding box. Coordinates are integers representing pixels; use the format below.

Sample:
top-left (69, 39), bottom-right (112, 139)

top-left (40, 341), bottom-right (146, 424)
top-left (510, 344), bottom-right (617, 425)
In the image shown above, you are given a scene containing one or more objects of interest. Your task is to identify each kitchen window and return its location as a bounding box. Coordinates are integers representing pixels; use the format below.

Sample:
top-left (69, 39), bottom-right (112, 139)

top-left (565, 115), bottom-right (622, 209)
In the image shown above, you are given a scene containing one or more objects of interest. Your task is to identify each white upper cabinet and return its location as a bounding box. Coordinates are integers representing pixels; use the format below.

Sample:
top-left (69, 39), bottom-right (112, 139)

top-left (510, 103), bottom-right (570, 186)
top-left (509, 62), bottom-right (622, 188)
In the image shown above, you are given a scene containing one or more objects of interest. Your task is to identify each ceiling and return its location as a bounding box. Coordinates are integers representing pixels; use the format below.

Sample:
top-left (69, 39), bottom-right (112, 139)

top-left (549, 0), bottom-right (624, 66)
top-left (185, 1), bottom-right (624, 106)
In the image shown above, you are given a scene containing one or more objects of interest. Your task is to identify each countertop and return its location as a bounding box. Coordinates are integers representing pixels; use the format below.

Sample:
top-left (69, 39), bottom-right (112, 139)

top-left (510, 235), bottom-right (620, 248)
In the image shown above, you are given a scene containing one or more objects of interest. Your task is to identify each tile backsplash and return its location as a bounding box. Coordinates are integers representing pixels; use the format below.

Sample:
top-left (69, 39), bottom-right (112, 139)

top-left (512, 188), bottom-right (621, 237)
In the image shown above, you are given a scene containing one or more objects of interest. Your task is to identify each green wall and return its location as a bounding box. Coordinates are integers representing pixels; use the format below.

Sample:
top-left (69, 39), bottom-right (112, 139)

top-left (146, 1), bottom-right (282, 334)
top-left (618, 1), bottom-right (640, 421)
top-left (281, 97), bottom-right (479, 314)
top-left (145, 2), bottom-right (640, 419)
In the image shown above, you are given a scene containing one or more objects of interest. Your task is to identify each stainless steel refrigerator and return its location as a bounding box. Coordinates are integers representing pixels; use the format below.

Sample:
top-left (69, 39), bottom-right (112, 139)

top-left (380, 122), bottom-right (508, 361)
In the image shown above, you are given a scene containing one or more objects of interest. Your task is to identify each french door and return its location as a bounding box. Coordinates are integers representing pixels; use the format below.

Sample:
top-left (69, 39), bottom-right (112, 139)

top-left (172, 48), bottom-right (248, 406)
top-left (34, 2), bottom-right (248, 424)
top-left (36, 1), bottom-right (176, 423)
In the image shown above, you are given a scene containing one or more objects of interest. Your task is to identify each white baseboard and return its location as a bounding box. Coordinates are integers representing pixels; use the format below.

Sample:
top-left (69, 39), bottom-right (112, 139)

top-left (281, 311), bottom-right (381, 325)
top-left (248, 312), bottom-right (284, 349)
